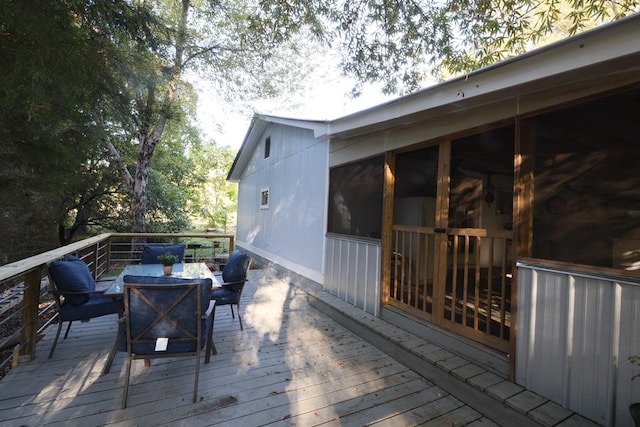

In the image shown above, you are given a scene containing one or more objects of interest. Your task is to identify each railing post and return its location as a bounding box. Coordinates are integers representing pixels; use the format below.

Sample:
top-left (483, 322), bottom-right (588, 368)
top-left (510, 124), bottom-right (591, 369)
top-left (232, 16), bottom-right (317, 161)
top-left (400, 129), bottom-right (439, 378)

top-left (20, 266), bottom-right (42, 360)
top-left (91, 244), bottom-right (98, 278)
top-left (106, 236), bottom-right (112, 274)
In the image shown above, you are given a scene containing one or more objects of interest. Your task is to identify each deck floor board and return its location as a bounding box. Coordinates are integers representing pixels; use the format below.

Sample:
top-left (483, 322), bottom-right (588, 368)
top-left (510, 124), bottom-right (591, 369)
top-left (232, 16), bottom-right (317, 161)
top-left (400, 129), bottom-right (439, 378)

top-left (0, 268), bottom-right (534, 427)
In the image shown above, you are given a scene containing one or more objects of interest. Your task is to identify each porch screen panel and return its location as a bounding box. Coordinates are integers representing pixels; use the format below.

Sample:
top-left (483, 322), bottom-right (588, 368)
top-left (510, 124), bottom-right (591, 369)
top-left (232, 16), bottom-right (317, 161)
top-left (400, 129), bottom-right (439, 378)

top-left (525, 89), bottom-right (640, 272)
top-left (328, 156), bottom-right (384, 238)
top-left (390, 146), bottom-right (439, 319)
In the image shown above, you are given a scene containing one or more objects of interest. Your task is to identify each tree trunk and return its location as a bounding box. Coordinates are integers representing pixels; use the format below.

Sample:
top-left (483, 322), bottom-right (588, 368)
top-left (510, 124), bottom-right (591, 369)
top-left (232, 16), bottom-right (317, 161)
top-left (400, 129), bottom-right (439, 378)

top-left (131, 131), bottom-right (156, 233)
top-left (129, 0), bottom-right (189, 233)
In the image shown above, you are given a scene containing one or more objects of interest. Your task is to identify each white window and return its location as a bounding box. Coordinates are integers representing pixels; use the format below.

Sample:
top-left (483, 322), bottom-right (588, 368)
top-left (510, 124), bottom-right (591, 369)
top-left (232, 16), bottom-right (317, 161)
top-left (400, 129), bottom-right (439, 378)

top-left (260, 188), bottom-right (269, 209)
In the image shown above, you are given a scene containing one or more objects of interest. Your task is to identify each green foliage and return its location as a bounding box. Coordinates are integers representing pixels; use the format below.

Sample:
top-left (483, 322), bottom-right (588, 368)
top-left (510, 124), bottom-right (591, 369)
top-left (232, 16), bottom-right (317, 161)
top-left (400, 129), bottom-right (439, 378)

top-left (0, 0), bottom-right (126, 257)
top-left (157, 251), bottom-right (179, 266)
top-left (187, 140), bottom-right (237, 232)
top-left (250, 0), bottom-right (639, 94)
top-left (1, 0), bottom-right (636, 262)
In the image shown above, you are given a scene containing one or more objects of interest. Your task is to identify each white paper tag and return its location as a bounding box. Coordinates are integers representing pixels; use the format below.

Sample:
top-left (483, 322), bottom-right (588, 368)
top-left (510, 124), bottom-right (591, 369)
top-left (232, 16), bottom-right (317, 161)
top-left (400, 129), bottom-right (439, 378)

top-left (155, 337), bottom-right (169, 351)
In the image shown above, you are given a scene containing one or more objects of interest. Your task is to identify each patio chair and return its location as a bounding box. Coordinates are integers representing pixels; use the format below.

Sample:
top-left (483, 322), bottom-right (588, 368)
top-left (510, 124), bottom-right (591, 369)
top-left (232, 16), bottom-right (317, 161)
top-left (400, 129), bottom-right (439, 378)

top-left (121, 275), bottom-right (215, 408)
top-left (140, 243), bottom-right (186, 264)
top-left (47, 256), bottom-right (119, 359)
top-left (211, 250), bottom-right (252, 331)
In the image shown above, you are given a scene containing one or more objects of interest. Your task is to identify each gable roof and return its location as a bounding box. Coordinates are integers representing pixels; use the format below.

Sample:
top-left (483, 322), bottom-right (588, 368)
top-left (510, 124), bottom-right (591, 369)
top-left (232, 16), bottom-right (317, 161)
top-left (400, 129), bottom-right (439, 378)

top-left (227, 114), bottom-right (329, 182)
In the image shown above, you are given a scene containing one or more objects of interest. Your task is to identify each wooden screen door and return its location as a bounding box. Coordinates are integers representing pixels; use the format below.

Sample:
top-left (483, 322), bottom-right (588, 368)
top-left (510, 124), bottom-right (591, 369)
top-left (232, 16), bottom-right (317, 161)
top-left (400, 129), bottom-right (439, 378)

top-left (388, 128), bottom-right (514, 353)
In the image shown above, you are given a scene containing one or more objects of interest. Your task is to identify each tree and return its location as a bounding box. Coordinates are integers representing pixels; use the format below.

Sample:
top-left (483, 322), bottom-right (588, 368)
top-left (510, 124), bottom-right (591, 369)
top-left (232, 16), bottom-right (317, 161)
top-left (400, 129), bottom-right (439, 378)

top-left (0, 0), bottom-right (202, 258)
top-left (189, 141), bottom-right (237, 232)
top-left (250, 0), bottom-right (639, 95)
top-left (3, 0), bottom-right (637, 256)
top-left (89, 0), bottom-right (316, 232)
top-left (0, 0), bottom-right (127, 258)
top-left (40, 0), bottom-right (640, 237)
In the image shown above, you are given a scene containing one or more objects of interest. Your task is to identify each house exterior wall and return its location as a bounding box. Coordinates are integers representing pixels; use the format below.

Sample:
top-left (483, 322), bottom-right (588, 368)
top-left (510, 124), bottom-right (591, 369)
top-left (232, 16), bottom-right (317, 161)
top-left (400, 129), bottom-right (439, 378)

top-left (231, 18), bottom-right (640, 427)
top-left (320, 20), bottom-right (640, 423)
top-left (517, 262), bottom-right (640, 427)
top-left (235, 123), bottom-right (328, 284)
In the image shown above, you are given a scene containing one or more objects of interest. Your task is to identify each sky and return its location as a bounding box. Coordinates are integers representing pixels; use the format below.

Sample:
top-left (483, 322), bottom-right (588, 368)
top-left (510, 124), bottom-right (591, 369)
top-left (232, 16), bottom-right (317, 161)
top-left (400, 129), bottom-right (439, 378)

top-left (189, 63), bottom-right (396, 151)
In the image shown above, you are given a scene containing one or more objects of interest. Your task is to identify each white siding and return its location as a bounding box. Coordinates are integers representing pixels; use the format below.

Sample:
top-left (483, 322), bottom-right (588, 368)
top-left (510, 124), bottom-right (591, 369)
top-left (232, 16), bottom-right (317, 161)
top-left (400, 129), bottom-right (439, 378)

top-left (324, 235), bottom-right (381, 316)
top-left (517, 263), bottom-right (640, 426)
top-left (236, 124), bottom-right (328, 283)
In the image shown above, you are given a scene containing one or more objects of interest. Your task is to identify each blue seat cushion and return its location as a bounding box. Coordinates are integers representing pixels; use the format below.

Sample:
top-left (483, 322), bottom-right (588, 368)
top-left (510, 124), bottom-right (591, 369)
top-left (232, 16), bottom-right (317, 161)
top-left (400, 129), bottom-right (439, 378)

top-left (49, 256), bottom-right (96, 305)
top-left (141, 244), bottom-right (185, 264)
top-left (222, 250), bottom-right (249, 283)
top-left (211, 287), bottom-right (240, 305)
top-left (59, 293), bottom-right (118, 321)
top-left (117, 312), bottom-right (212, 354)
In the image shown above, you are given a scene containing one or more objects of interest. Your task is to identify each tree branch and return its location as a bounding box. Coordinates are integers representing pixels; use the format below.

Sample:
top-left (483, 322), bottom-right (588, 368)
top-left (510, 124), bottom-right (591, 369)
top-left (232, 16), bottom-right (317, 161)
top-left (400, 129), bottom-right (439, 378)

top-left (96, 111), bottom-right (134, 190)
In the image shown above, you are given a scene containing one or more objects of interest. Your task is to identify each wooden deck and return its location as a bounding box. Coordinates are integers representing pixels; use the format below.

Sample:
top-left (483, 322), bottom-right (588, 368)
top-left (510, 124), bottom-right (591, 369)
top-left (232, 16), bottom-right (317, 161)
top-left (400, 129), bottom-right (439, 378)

top-left (0, 269), bottom-right (547, 426)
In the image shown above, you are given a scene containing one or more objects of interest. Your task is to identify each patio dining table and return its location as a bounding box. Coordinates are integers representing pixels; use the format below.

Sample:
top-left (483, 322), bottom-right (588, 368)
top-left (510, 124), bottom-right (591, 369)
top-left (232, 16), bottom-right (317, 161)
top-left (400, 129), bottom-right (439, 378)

top-left (101, 262), bottom-right (220, 375)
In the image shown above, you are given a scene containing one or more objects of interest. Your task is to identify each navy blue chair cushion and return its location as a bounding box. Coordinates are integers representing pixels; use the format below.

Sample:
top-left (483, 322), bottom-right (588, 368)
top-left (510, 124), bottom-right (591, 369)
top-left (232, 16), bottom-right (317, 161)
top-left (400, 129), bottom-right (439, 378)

top-left (120, 277), bottom-right (213, 354)
top-left (222, 250), bottom-right (249, 283)
top-left (59, 293), bottom-right (118, 321)
top-left (141, 244), bottom-right (186, 264)
top-left (48, 256), bottom-right (96, 305)
top-left (211, 287), bottom-right (240, 305)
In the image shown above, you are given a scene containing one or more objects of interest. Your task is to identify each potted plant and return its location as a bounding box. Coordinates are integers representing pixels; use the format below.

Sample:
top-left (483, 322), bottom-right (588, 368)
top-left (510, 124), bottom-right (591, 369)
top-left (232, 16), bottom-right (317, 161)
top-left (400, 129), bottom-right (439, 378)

top-left (630, 356), bottom-right (640, 427)
top-left (157, 252), bottom-right (179, 275)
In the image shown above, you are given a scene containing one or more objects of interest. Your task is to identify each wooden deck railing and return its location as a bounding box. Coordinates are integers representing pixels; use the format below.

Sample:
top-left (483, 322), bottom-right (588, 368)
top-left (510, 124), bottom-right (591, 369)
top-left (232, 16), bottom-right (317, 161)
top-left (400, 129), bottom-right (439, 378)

top-left (0, 232), bottom-right (234, 373)
top-left (390, 225), bottom-right (513, 352)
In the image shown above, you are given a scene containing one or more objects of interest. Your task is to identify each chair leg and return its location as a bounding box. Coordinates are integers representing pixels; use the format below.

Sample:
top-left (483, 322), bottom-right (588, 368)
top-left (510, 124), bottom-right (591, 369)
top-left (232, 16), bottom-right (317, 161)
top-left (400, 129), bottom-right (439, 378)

top-left (48, 320), bottom-right (64, 359)
top-left (122, 356), bottom-right (133, 409)
top-left (193, 348), bottom-right (201, 403)
top-left (205, 305), bottom-right (217, 364)
top-left (236, 302), bottom-right (243, 331)
top-left (229, 304), bottom-right (235, 319)
top-left (63, 321), bottom-right (73, 339)
top-left (102, 323), bottom-right (121, 375)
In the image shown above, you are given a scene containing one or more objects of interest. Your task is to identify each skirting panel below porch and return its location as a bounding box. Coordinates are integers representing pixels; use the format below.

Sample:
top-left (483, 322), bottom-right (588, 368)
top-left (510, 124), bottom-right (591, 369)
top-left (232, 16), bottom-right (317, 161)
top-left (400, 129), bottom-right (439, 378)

top-left (324, 235), bottom-right (382, 316)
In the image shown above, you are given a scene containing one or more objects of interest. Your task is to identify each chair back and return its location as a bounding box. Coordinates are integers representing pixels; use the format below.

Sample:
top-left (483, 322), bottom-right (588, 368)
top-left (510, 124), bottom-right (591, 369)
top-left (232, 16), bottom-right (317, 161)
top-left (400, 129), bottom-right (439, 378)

top-left (48, 255), bottom-right (97, 306)
top-left (123, 281), bottom-right (203, 355)
top-left (140, 244), bottom-right (186, 264)
top-left (121, 278), bottom-right (213, 408)
top-left (222, 250), bottom-right (252, 288)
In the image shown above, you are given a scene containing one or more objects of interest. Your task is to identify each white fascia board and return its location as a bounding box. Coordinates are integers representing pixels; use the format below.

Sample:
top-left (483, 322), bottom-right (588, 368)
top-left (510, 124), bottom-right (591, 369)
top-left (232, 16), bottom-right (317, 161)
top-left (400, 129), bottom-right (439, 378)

top-left (226, 116), bottom-right (266, 182)
top-left (327, 14), bottom-right (640, 137)
top-left (258, 114), bottom-right (329, 138)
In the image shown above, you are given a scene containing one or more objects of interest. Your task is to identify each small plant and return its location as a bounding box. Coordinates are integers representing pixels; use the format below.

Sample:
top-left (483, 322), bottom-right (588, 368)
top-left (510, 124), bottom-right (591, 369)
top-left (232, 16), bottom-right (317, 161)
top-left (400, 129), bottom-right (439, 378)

top-left (157, 252), bottom-right (179, 266)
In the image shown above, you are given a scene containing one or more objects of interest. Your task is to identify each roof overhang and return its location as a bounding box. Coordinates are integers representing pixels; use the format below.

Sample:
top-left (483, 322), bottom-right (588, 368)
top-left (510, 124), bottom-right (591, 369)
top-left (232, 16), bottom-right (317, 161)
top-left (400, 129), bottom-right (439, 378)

top-left (327, 14), bottom-right (640, 140)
